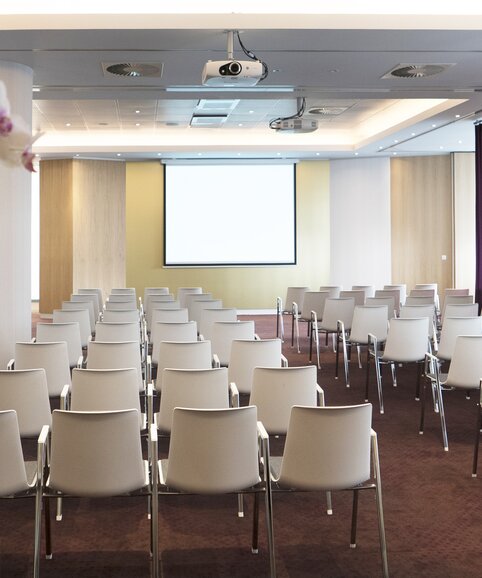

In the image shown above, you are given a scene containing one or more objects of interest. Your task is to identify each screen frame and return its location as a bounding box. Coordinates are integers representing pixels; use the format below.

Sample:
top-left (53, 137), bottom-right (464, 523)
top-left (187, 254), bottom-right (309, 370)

top-left (163, 162), bottom-right (297, 268)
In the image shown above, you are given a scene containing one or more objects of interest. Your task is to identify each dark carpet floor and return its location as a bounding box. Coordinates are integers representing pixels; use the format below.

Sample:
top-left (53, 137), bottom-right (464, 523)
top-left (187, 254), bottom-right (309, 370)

top-left (1, 314), bottom-right (481, 577)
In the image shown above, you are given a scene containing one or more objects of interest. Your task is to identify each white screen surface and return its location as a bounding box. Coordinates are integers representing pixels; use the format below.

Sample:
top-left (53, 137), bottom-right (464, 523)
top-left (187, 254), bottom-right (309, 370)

top-left (164, 163), bottom-right (296, 266)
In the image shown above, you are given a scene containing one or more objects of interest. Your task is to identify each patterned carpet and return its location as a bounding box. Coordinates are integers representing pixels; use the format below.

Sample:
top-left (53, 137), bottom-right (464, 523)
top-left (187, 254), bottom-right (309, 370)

top-left (2, 314), bottom-right (481, 577)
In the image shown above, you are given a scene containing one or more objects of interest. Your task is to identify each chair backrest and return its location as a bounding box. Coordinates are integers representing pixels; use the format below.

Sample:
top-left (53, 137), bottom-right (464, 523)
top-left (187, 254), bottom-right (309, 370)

top-left (144, 293), bottom-right (175, 315)
top-left (352, 285), bottom-right (375, 299)
top-left (71, 293), bottom-right (100, 321)
top-left (62, 300), bottom-right (95, 331)
top-left (276, 404), bottom-right (372, 491)
top-left (409, 289), bottom-right (435, 301)
top-left (94, 321), bottom-right (140, 343)
top-left (185, 293), bottom-right (213, 319)
top-left (77, 288), bottom-right (103, 312)
top-left (48, 409), bottom-right (145, 497)
top-left (437, 316), bottom-right (482, 361)
top-left (14, 341), bottom-right (71, 397)
top-left (111, 287), bottom-right (136, 297)
top-left (0, 410), bottom-right (29, 496)
top-left (383, 284), bottom-right (407, 306)
top-left (151, 321), bottom-right (198, 365)
top-left (104, 299), bottom-right (138, 311)
top-left (151, 308), bottom-right (189, 325)
top-left (144, 286), bottom-right (169, 301)
top-left (320, 298), bottom-right (355, 331)
top-left (365, 297), bottom-right (396, 320)
top-left (340, 290), bottom-right (365, 307)
top-left (375, 289), bottom-right (401, 314)
top-left (0, 369), bottom-right (51, 436)
top-left (156, 340), bottom-right (214, 391)
top-left (147, 300), bottom-right (181, 331)
top-left (190, 298), bottom-right (223, 325)
top-left (300, 291), bottom-right (330, 319)
top-left (442, 295), bottom-right (476, 322)
top-left (157, 367), bottom-right (230, 432)
top-left (71, 368), bottom-right (142, 426)
top-left (382, 317), bottom-right (429, 362)
top-left (36, 322), bottom-right (82, 368)
top-left (108, 293), bottom-right (137, 304)
top-left (443, 288), bottom-right (470, 311)
top-left (348, 305), bottom-right (388, 344)
top-left (165, 406), bottom-right (260, 493)
top-left (400, 304), bottom-right (436, 338)
top-left (177, 287), bottom-right (202, 308)
top-left (443, 303), bottom-right (479, 324)
top-left (405, 296), bottom-right (435, 307)
top-left (86, 341), bottom-right (144, 392)
top-left (228, 338), bottom-right (283, 395)
top-left (249, 365), bottom-right (319, 434)
top-left (199, 308), bottom-right (238, 340)
top-left (318, 286), bottom-right (342, 298)
top-left (283, 286), bottom-right (309, 314)
top-left (53, 308), bottom-right (92, 347)
top-left (101, 308), bottom-right (140, 324)
top-left (444, 335), bottom-right (482, 389)
top-left (210, 320), bottom-right (256, 366)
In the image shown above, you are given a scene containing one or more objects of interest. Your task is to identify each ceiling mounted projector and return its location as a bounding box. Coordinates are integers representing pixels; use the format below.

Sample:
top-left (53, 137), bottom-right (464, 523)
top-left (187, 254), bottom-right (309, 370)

top-left (271, 118), bottom-right (319, 133)
top-left (202, 60), bottom-right (264, 87)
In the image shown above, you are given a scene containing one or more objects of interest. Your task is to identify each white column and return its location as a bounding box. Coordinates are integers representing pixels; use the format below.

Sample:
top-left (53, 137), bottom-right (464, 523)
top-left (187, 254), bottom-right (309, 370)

top-left (0, 62), bottom-right (33, 366)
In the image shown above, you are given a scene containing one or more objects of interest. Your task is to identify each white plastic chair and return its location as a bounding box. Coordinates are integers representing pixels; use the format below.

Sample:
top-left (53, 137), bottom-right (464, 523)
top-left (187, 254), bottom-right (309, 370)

top-left (101, 308), bottom-right (140, 324)
top-left (71, 293), bottom-right (100, 322)
top-left (53, 308), bottom-right (91, 348)
top-left (293, 291), bottom-right (330, 354)
top-left (9, 342), bottom-right (71, 398)
top-left (177, 286), bottom-right (202, 308)
top-left (422, 335), bottom-right (482, 477)
top-left (199, 307), bottom-right (238, 341)
top-left (77, 287), bottom-right (103, 313)
top-left (36, 322), bottom-right (83, 369)
top-left (158, 406), bottom-right (275, 577)
top-left (383, 284), bottom-right (407, 306)
top-left (436, 316), bottom-right (482, 362)
top-left (276, 286), bottom-right (309, 340)
top-left (318, 285), bottom-right (342, 297)
top-left (190, 298), bottom-right (223, 325)
top-left (34, 409), bottom-right (159, 577)
top-left (210, 320), bottom-right (256, 366)
top-left (269, 404), bottom-right (388, 578)
top-left (62, 299), bottom-right (95, 333)
top-left (376, 289), bottom-right (401, 315)
top-left (441, 297), bottom-right (476, 324)
top-left (340, 290), bottom-right (366, 307)
top-left (228, 339), bottom-right (287, 395)
top-left (366, 317), bottom-right (430, 413)
top-left (365, 297), bottom-right (396, 321)
top-left (313, 297), bottom-right (355, 370)
top-left (352, 285), bottom-right (375, 299)
top-left (150, 321), bottom-right (199, 369)
top-left (400, 304), bottom-right (437, 351)
top-left (151, 307), bottom-right (189, 325)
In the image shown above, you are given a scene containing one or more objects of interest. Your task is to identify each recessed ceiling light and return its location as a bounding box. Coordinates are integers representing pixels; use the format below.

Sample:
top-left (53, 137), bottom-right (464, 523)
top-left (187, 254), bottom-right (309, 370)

top-left (237, 153), bottom-right (241, 156)
top-left (378, 146), bottom-right (383, 150)
top-left (75, 154), bottom-right (80, 157)
top-left (32, 87), bottom-right (40, 92)
top-left (197, 153), bottom-right (202, 156)
top-left (157, 153), bottom-right (162, 156)
top-left (455, 114), bottom-right (460, 118)
top-left (135, 110), bottom-right (140, 114)
top-left (238, 123), bottom-right (243, 127)
top-left (276, 152), bottom-right (281, 156)
top-left (316, 152), bottom-right (320, 156)
top-left (354, 152), bottom-right (359, 156)
top-left (432, 124), bottom-right (437, 128)
top-left (135, 123), bottom-right (141, 127)
top-left (440, 145), bottom-right (444, 149)
top-left (248, 110), bottom-right (254, 114)
top-left (393, 152), bottom-right (397, 155)
top-left (116, 153), bottom-right (122, 157)
top-left (65, 123), bottom-right (71, 127)
top-left (458, 140), bottom-right (463, 144)
top-left (411, 132), bottom-right (416, 136)
top-left (394, 140), bottom-right (398, 143)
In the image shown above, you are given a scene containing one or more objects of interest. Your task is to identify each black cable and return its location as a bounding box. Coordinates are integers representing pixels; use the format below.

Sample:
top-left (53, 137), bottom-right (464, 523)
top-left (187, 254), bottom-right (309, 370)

top-left (236, 31), bottom-right (269, 81)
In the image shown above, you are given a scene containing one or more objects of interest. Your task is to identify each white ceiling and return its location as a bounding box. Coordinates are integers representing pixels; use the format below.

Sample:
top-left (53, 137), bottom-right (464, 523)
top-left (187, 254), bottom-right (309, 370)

top-left (1, 8), bottom-right (482, 161)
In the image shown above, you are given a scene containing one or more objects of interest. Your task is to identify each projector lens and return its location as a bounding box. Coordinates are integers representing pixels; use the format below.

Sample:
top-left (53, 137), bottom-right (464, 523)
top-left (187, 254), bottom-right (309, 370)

top-left (228, 61), bottom-right (241, 75)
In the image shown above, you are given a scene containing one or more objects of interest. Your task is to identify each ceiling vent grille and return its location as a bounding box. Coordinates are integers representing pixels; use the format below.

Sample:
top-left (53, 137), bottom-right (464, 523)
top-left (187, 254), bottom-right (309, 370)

top-left (102, 62), bottom-right (163, 78)
top-left (190, 115), bottom-right (228, 127)
top-left (382, 63), bottom-right (454, 79)
top-left (308, 106), bottom-right (351, 117)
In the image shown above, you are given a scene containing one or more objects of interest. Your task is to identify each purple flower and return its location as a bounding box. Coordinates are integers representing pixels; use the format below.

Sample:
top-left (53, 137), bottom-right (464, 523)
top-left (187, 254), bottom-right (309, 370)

top-left (21, 148), bottom-right (36, 172)
top-left (0, 109), bottom-right (13, 136)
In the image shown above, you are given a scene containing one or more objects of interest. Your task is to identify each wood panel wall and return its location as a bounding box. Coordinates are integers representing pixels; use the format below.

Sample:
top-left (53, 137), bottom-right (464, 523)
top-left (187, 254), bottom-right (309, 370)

top-left (39, 160), bottom-right (73, 314)
top-left (39, 159), bottom-right (126, 314)
top-left (390, 155), bottom-right (453, 294)
top-left (73, 160), bottom-right (126, 300)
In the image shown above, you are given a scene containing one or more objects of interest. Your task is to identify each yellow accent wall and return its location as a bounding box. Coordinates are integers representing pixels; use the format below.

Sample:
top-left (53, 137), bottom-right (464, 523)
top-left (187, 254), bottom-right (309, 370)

top-left (126, 161), bottom-right (330, 308)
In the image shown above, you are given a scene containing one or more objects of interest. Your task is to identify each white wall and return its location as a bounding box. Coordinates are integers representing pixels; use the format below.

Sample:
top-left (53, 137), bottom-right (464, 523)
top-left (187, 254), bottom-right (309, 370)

top-left (330, 157), bottom-right (391, 290)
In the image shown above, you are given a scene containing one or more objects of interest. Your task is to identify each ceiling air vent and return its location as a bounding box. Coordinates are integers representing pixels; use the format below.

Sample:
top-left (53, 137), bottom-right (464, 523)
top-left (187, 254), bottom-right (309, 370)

top-left (382, 63), bottom-right (454, 79)
top-left (308, 106), bottom-right (351, 117)
top-left (190, 115), bottom-right (228, 127)
top-left (102, 62), bottom-right (163, 78)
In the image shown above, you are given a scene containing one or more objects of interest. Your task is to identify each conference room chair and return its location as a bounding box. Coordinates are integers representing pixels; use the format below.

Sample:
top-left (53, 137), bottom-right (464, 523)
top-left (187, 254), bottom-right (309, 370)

top-left (149, 320), bottom-right (199, 376)
top-left (366, 317), bottom-right (430, 414)
top-left (146, 300), bottom-right (181, 333)
top-left (107, 292), bottom-right (137, 304)
top-left (422, 335), bottom-right (482, 477)
top-left (365, 296), bottom-right (396, 320)
top-left (154, 340), bottom-right (218, 391)
top-left (185, 292), bottom-right (214, 319)
top-left (95, 320), bottom-right (142, 344)
top-left (35, 322), bottom-right (83, 369)
top-left (157, 406), bottom-right (275, 578)
top-left (376, 288), bottom-right (401, 315)
top-left (143, 286), bottom-right (170, 305)
top-left (383, 283), bottom-right (407, 306)
top-left (151, 307), bottom-right (189, 326)
top-left (269, 404), bottom-right (388, 578)
top-left (405, 295), bottom-right (436, 307)
top-left (198, 307), bottom-right (238, 341)
top-left (293, 290), bottom-right (330, 354)
top-left (312, 297), bottom-right (355, 370)
top-left (1, 410), bottom-right (49, 578)
top-left (111, 287), bottom-right (137, 297)
top-left (85, 340), bottom-right (147, 396)
top-left (352, 284), bottom-right (375, 299)
top-left (53, 308), bottom-right (92, 349)
top-left (436, 316), bottom-right (482, 364)
top-left (101, 307), bottom-right (141, 324)
top-left (227, 338), bottom-right (287, 396)
top-left (414, 283), bottom-right (439, 310)
top-left (62, 299), bottom-right (96, 333)
top-left (340, 289), bottom-right (366, 307)
top-left (34, 409), bottom-right (159, 578)
top-left (337, 305), bottom-right (388, 388)
top-left (177, 286), bottom-right (202, 308)
top-left (276, 285), bottom-right (309, 341)
top-left (441, 295), bottom-right (476, 324)
top-left (144, 293), bottom-right (175, 317)
top-left (71, 292), bottom-right (101, 322)
top-left (210, 320), bottom-right (257, 366)
top-left (442, 287), bottom-right (470, 311)
top-left (77, 287), bottom-right (103, 313)
top-left (318, 285), bottom-right (342, 297)
top-left (189, 297), bottom-right (223, 326)
top-left (104, 298), bottom-right (138, 312)
top-left (399, 304), bottom-right (438, 352)
top-left (9, 342), bottom-right (71, 399)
